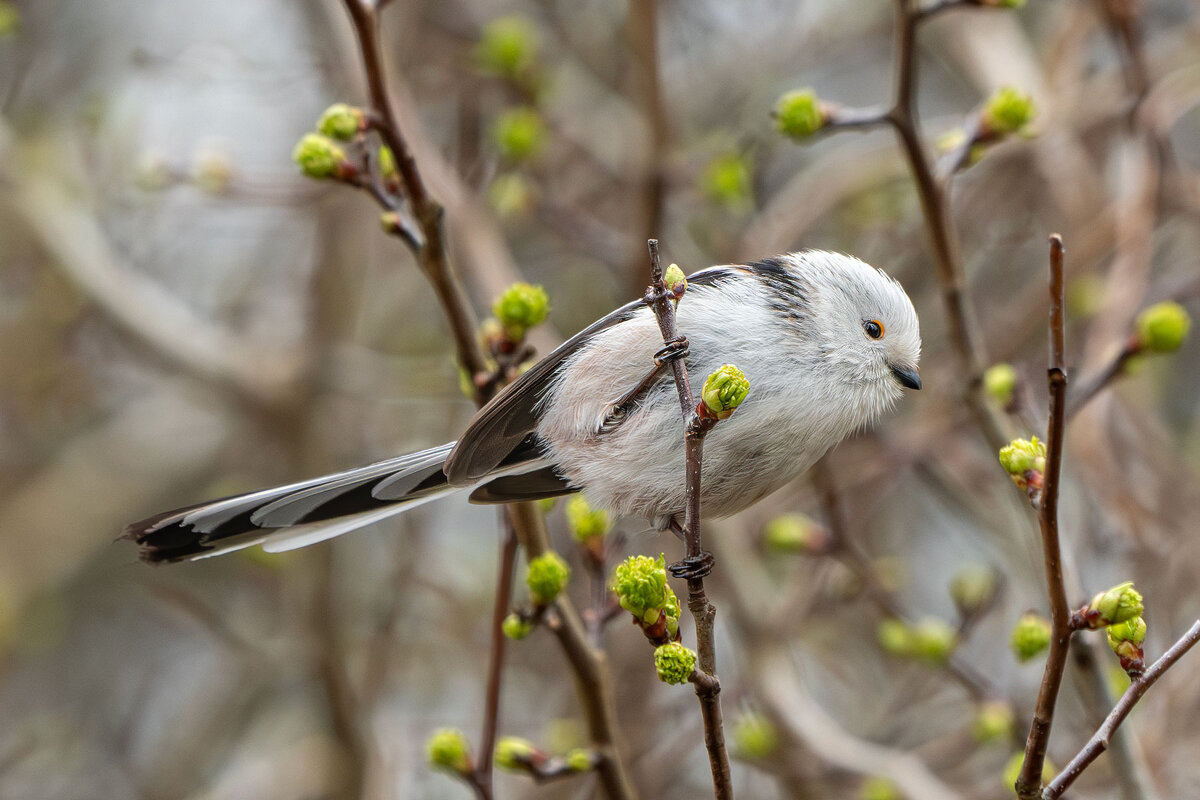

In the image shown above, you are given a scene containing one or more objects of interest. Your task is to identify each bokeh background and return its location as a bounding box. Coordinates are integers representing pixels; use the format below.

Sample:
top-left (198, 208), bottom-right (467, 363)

top-left (2, 0), bottom-right (1200, 798)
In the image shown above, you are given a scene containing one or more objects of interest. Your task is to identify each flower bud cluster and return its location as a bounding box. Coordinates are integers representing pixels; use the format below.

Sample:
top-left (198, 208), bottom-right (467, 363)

top-left (526, 551), bottom-right (570, 606)
top-left (1010, 612), bottom-right (1051, 662)
top-left (611, 554), bottom-right (681, 645)
top-left (654, 641), bottom-right (697, 685)
top-left (998, 436), bottom-right (1046, 502)
top-left (700, 364), bottom-right (750, 421)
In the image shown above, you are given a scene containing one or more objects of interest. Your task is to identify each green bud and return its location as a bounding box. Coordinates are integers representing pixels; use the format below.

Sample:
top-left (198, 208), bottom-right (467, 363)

top-left (774, 88), bottom-right (825, 140)
top-left (526, 552), bottom-right (570, 605)
top-left (488, 172), bottom-right (536, 218)
top-left (293, 133), bottom-right (346, 179)
top-left (317, 103), bottom-right (364, 141)
top-left (564, 748), bottom-right (593, 772)
top-left (493, 282), bottom-right (550, 340)
top-left (1088, 582), bottom-right (1144, 627)
top-left (663, 263), bottom-right (688, 295)
top-left (701, 364), bottom-right (750, 420)
top-left (494, 736), bottom-right (538, 771)
top-left (1135, 301), bottom-right (1191, 353)
top-left (565, 495), bottom-right (609, 543)
top-left (1011, 612), bottom-right (1052, 662)
top-left (950, 564), bottom-right (999, 617)
top-left (654, 642), bottom-right (697, 685)
top-left (426, 727), bottom-right (471, 773)
top-left (763, 512), bottom-right (829, 554)
top-left (998, 437), bottom-right (1046, 477)
top-left (982, 86), bottom-right (1036, 135)
top-left (0, 2), bottom-right (19, 37)
top-left (983, 363), bottom-right (1017, 406)
top-left (1003, 751), bottom-right (1055, 791)
top-left (877, 618), bottom-right (914, 657)
top-left (700, 151), bottom-right (753, 210)
top-left (972, 700), bottom-right (1015, 744)
top-left (611, 554), bottom-right (673, 622)
top-left (475, 16), bottom-right (539, 79)
top-left (731, 713), bottom-right (778, 759)
top-left (859, 776), bottom-right (900, 800)
top-left (911, 617), bottom-right (957, 664)
top-left (492, 107), bottom-right (546, 163)
top-left (377, 145), bottom-right (397, 179)
top-left (1107, 616), bottom-right (1147, 649)
top-left (502, 613), bottom-right (534, 640)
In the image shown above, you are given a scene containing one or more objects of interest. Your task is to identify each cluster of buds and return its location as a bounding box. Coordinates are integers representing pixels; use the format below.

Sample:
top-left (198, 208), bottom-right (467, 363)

top-left (699, 364), bottom-right (751, 422)
top-left (876, 616), bottom-right (958, 665)
top-left (294, 103), bottom-right (399, 192)
top-left (1106, 616), bottom-right (1147, 679)
top-left (494, 736), bottom-right (595, 776)
top-left (762, 512), bottom-right (831, 555)
top-left (998, 436), bottom-right (1046, 504)
top-left (610, 554), bottom-right (681, 645)
top-left (565, 494), bottom-right (609, 564)
top-left (938, 86), bottom-right (1037, 172)
top-left (1073, 581), bottom-right (1143, 630)
top-left (653, 641), bottom-right (698, 685)
top-left (526, 551), bottom-right (571, 607)
top-left (491, 282), bottom-right (550, 345)
top-left (1010, 612), bottom-right (1052, 662)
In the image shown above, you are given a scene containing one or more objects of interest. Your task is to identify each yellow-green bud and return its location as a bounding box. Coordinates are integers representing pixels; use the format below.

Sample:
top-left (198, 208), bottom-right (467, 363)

top-left (494, 736), bottom-right (538, 771)
top-left (860, 776), bottom-right (900, 800)
top-left (493, 282), bottom-right (550, 340)
top-left (1011, 612), bottom-right (1052, 662)
top-left (1087, 582), bottom-right (1143, 628)
top-left (502, 613), bottom-right (534, 640)
top-left (983, 363), bottom-right (1017, 406)
top-left (763, 512), bottom-right (828, 554)
top-left (378, 145), bottom-right (397, 179)
top-left (701, 364), bottom-right (750, 420)
top-left (950, 564), bottom-right (999, 617)
top-left (1135, 301), bottom-right (1191, 353)
top-left (611, 554), bottom-right (672, 623)
top-left (998, 437), bottom-right (1046, 477)
top-left (877, 618), bottom-right (914, 656)
top-left (731, 713), bottom-right (778, 759)
top-left (0, 2), bottom-right (19, 37)
top-left (972, 700), bottom-right (1015, 744)
top-left (982, 86), bottom-right (1036, 135)
top-left (564, 748), bottom-right (593, 772)
top-left (663, 263), bottom-right (688, 295)
top-left (700, 151), bottom-right (753, 210)
top-left (1107, 616), bottom-right (1147, 650)
top-left (488, 172), bottom-right (536, 217)
top-left (774, 88), bottom-right (825, 140)
top-left (492, 107), bottom-right (546, 163)
top-left (317, 103), bottom-right (364, 141)
top-left (911, 617), bottom-right (957, 664)
top-left (654, 642), bottom-right (697, 685)
top-left (1003, 751), bottom-right (1055, 791)
top-left (475, 16), bottom-right (539, 79)
top-left (293, 133), bottom-right (346, 179)
top-left (426, 728), bottom-right (471, 773)
top-left (565, 495), bottom-right (609, 543)
top-left (526, 552), bottom-right (570, 605)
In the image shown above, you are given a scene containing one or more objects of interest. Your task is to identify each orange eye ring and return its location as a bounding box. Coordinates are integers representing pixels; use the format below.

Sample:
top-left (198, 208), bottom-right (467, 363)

top-left (863, 319), bottom-right (885, 339)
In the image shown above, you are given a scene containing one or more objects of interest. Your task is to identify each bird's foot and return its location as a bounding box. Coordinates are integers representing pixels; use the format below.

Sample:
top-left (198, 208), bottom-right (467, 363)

top-left (669, 550), bottom-right (714, 580)
top-left (654, 336), bottom-right (689, 366)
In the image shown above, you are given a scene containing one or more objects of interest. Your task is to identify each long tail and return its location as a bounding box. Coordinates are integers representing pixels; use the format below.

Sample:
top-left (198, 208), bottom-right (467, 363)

top-left (128, 443), bottom-right (463, 563)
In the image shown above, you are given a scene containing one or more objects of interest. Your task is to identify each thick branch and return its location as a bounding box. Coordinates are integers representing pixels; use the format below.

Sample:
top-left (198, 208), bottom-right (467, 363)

top-left (1043, 621), bottom-right (1200, 798)
top-left (1016, 235), bottom-right (1072, 800)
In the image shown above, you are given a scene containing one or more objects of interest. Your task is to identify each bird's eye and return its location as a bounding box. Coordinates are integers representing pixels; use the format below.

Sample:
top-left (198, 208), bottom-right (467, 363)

top-left (863, 319), bottom-right (885, 339)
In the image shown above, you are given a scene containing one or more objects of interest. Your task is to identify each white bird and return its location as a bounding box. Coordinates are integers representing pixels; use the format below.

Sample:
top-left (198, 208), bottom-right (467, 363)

top-left (128, 251), bottom-right (921, 563)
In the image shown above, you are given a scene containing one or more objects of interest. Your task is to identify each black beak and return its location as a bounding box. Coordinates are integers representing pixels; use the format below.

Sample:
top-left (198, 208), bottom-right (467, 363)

top-left (890, 364), bottom-right (922, 390)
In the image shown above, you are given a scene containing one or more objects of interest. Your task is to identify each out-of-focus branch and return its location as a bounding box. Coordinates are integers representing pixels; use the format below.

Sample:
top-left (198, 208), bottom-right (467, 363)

top-left (627, 0), bottom-right (668, 298)
top-left (1016, 235), bottom-right (1072, 800)
top-left (1045, 620), bottom-right (1200, 799)
top-left (643, 240), bottom-right (733, 800)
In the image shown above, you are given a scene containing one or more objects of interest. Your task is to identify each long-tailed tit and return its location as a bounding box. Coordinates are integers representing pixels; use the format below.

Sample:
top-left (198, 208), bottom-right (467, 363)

top-left (129, 251), bottom-right (921, 563)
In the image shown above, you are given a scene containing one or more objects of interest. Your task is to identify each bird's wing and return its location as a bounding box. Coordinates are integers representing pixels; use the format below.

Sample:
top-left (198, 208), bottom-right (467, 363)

top-left (444, 266), bottom-right (734, 484)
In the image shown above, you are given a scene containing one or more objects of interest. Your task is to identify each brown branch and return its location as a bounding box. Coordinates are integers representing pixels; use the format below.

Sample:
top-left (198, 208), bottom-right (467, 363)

top-left (1016, 234), bottom-right (1073, 800)
top-left (627, 0), bottom-right (668, 298)
top-left (1043, 620), bottom-right (1200, 798)
top-left (643, 240), bottom-right (734, 800)
top-left (1065, 339), bottom-right (1139, 419)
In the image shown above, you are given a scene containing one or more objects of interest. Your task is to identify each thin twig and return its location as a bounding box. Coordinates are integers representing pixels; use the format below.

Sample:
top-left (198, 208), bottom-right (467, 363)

top-left (1016, 234), bottom-right (1073, 800)
top-left (1064, 340), bottom-right (1138, 419)
top-left (1043, 620), bottom-right (1200, 798)
top-left (643, 240), bottom-right (734, 800)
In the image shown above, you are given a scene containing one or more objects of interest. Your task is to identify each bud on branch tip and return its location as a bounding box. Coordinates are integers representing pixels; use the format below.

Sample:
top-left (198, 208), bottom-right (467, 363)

top-left (774, 88), bottom-right (826, 140)
top-left (701, 364), bottom-right (750, 420)
top-left (654, 642), bottom-right (697, 685)
top-left (1136, 301), bottom-right (1191, 353)
top-left (317, 103), bottom-right (365, 141)
top-left (426, 728), bottom-right (471, 773)
top-left (526, 552), bottom-right (570, 605)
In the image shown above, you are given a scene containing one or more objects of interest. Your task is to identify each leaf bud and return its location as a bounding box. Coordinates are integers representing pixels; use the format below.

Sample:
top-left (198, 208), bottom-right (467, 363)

top-left (502, 613), bottom-right (534, 640)
top-left (317, 103), bottom-right (365, 141)
top-left (293, 133), bottom-right (347, 180)
top-left (426, 728), bottom-right (471, 774)
top-left (1010, 612), bottom-right (1052, 662)
top-left (526, 552), bottom-right (570, 605)
top-left (653, 642), bottom-right (697, 685)
top-left (1135, 301), bottom-right (1191, 354)
top-left (774, 88), bottom-right (826, 140)
top-left (983, 362), bottom-right (1017, 406)
top-left (982, 86), bottom-right (1036, 135)
top-left (1084, 581), bottom-right (1144, 628)
top-left (493, 282), bottom-right (550, 340)
top-left (700, 364), bottom-right (750, 420)
top-left (763, 512), bottom-right (830, 554)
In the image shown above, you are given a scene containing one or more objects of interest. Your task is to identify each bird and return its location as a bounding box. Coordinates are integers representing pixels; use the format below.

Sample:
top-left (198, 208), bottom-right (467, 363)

top-left (127, 251), bottom-right (921, 564)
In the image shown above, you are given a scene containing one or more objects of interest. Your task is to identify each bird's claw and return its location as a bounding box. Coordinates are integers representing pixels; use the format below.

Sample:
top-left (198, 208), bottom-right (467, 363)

top-left (668, 550), bottom-right (714, 580)
top-left (654, 337), bottom-right (689, 366)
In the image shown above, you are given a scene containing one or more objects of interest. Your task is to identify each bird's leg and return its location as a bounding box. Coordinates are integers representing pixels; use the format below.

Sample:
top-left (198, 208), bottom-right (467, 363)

top-left (666, 518), bottom-right (714, 580)
top-left (595, 338), bottom-right (691, 437)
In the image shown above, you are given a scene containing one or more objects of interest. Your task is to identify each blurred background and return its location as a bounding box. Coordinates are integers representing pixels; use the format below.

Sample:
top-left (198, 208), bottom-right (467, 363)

top-left (2, 0), bottom-right (1200, 798)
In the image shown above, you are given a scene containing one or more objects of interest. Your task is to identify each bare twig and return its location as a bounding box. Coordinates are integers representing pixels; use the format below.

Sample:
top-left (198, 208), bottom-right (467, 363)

top-left (627, 0), bottom-right (669, 298)
top-left (643, 240), bottom-right (734, 800)
top-left (1043, 620), bottom-right (1200, 798)
top-left (1016, 235), bottom-right (1073, 800)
